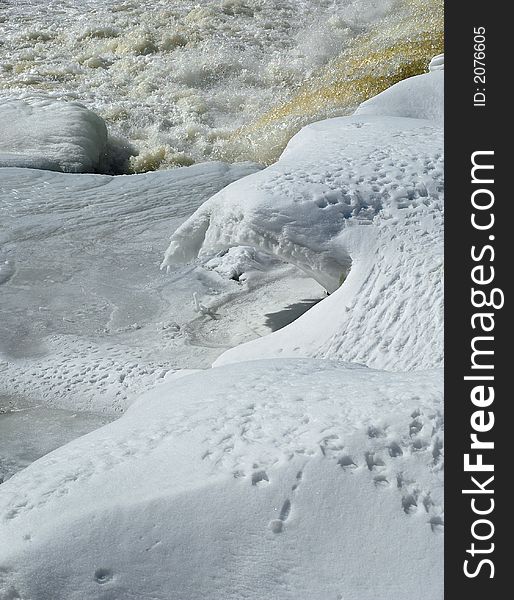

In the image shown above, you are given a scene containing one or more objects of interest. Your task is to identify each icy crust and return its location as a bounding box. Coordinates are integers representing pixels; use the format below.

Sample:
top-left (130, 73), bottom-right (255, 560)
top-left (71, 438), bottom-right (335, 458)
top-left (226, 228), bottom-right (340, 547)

top-left (0, 98), bottom-right (108, 172)
top-left (0, 162), bottom-right (270, 413)
top-left (354, 70), bottom-right (443, 124)
top-left (0, 359), bottom-right (443, 600)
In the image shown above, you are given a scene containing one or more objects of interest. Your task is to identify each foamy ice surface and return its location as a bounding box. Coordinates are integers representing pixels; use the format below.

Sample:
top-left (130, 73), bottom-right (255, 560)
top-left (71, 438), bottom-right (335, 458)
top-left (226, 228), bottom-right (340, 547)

top-left (0, 162), bottom-right (326, 480)
top-left (0, 0), bottom-right (442, 170)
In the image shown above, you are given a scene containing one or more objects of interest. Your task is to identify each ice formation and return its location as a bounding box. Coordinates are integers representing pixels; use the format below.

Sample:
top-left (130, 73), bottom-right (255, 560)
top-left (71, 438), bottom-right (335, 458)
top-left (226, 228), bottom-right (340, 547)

top-left (163, 68), bottom-right (444, 371)
top-left (1, 161), bottom-right (304, 416)
top-left (0, 98), bottom-right (108, 172)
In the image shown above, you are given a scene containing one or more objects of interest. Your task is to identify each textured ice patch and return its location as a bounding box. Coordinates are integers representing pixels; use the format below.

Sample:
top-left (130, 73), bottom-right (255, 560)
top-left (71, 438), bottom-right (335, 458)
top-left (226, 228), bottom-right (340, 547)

top-left (0, 161), bottom-right (328, 413)
top-left (0, 404), bottom-right (112, 483)
top-left (0, 97), bottom-right (108, 172)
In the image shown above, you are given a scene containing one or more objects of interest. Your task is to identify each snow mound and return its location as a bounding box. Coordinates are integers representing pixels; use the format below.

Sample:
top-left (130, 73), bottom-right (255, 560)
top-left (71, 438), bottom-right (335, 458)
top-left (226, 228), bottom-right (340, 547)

top-left (163, 116), bottom-right (442, 290)
top-left (354, 69), bottom-right (443, 124)
top-left (0, 359), bottom-right (443, 600)
top-left (0, 98), bottom-right (108, 172)
top-left (164, 113), bottom-right (443, 371)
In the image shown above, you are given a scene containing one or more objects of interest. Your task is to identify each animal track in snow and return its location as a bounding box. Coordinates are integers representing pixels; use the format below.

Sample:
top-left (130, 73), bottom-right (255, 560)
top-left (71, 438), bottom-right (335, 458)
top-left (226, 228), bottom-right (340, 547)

top-left (0, 335), bottom-right (176, 414)
top-left (198, 398), bottom-right (444, 532)
top-left (133, 365), bottom-right (445, 534)
top-left (364, 452), bottom-right (386, 471)
top-left (252, 470), bottom-right (269, 486)
top-left (269, 469), bottom-right (303, 534)
top-left (338, 455), bottom-right (357, 469)
top-left (94, 568), bottom-right (113, 584)
top-left (387, 442), bottom-right (403, 458)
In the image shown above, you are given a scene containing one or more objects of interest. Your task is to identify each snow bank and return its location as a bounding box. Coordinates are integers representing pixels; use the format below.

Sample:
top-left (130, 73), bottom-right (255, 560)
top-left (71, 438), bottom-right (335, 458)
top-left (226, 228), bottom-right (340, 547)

top-left (429, 54), bottom-right (445, 71)
top-left (0, 359), bottom-right (443, 600)
top-left (354, 69), bottom-right (443, 124)
top-left (164, 115), bottom-right (443, 370)
top-left (0, 98), bottom-right (108, 172)
top-left (159, 62), bottom-right (444, 371)
top-left (164, 117), bottom-right (441, 287)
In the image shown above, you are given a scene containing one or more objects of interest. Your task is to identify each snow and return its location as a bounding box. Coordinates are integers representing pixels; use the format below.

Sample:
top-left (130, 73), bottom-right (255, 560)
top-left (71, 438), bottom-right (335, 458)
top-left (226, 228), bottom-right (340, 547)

top-left (429, 53), bottom-right (445, 71)
top-left (0, 359), bottom-right (443, 600)
top-left (161, 66), bottom-right (444, 372)
top-left (0, 98), bottom-right (108, 172)
top-left (0, 59), bottom-right (444, 599)
top-left (165, 117), bottom-right (443, 371)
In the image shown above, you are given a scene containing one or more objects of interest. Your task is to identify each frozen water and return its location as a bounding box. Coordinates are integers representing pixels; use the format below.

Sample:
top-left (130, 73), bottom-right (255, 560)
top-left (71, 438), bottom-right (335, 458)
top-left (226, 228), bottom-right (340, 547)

top-left (0, 399), bottom-right (112, 483)
top-left (0, 98), bottom-right (108, 172)
top-left (0, 162), bottom-right (324, 414)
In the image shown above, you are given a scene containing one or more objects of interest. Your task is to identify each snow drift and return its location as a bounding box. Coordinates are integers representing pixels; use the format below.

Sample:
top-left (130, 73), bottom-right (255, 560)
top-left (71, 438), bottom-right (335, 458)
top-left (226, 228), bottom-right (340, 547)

top-left (0, 98), bottom-right (108, 173)
top-left (0, 360), bottom-right (443, 600)
top-left (163, 67), bottom-right (444, 371)
top-left (355, 71), bottom-right (443, 124)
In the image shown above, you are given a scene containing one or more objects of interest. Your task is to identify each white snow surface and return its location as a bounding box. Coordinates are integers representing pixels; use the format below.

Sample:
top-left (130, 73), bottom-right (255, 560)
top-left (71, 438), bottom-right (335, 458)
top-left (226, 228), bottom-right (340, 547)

top-left (0, 97), bottom-right (108, 172)
top-left (429, 53), bottom-right (444, 71)
top-left (0, 359), bottom-right (443, 600)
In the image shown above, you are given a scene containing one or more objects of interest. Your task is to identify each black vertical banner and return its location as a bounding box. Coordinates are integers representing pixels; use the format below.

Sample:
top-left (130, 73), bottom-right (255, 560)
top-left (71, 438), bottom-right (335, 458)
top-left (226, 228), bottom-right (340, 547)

top-left (445, 3), bottom-right (508, 597)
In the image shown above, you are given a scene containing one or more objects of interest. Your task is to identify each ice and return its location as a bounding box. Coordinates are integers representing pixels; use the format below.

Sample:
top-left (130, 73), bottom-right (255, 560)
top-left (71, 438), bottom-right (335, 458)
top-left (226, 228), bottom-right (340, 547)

top-left (160, 65), bottom-right (444, 372)
top-left (165, 125), bottom-right (443, 370)
top-left (0, 56), bottom-right (445, 599)
top-left (0, 98), bottom-right (108, 172)
top-left (0, 401), bottom-right (112, 483)
top-left (0, 359), bottom-right (443, 600)
top-left (0, 162), bottom-right (327, 413)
